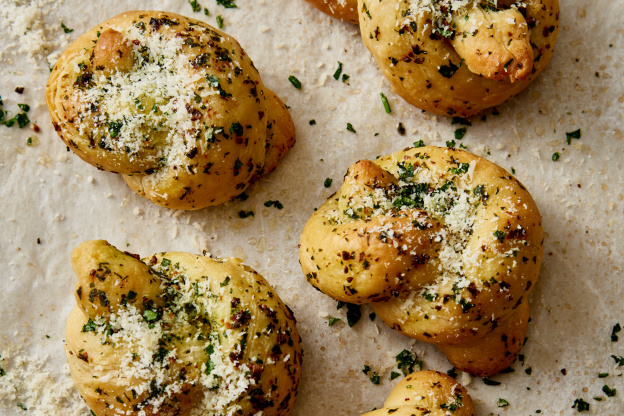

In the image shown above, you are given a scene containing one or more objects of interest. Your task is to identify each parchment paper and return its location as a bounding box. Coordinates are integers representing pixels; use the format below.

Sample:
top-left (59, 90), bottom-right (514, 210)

top-left (0, 0), bottom-right (623, 415)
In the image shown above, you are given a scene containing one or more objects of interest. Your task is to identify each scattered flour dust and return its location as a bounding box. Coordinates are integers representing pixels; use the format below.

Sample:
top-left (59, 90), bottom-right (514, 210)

top-left (0, 0), bottom-right (71, 67)
top-left (0, 345), bottom-right (88, 415)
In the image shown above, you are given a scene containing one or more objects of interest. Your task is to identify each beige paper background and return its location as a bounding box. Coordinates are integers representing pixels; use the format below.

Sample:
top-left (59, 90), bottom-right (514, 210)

top-left (0, 0), bottom-right (622, 414)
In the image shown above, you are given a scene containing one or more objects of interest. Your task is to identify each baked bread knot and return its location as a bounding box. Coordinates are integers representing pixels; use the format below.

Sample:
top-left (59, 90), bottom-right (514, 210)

top-left (65, 240), bottom-right (302, 416)
top-left (299, 146), bottom-right (543, 376)
top-left (46, 11), bottom-right (295, 209)
top-left (361, 371), bottom-right (475, 416)
top-left (358, 0), bottom-right (559, 116)
top-left (303, 0), bottom-right (359, 23)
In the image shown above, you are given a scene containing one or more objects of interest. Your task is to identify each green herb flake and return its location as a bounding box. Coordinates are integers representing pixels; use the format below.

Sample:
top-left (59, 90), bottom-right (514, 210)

top-left (380, 92), bottom-right (391, 113)
top-left (143, 309), bottom-right (158, 322)
top-left (552, 152), bottom-right (560, 161)
top-left (598, 372), bottom-right (609, 378)
top-left (612, 355), bottom-right (624, 366)
top-left (61, 23), bottom-right (74, 33)
top-left (396, 350), bottom-right (421, 375)
top-left (602, 385), bottom-right (616, 397)
top-left (309, 119), bottom-right (316, 125)
top-left (333, 61), bottom-right (343, 80)
top-left (346, 123), bottom-right (356, 133)
top-left (238, 210), bottom-right (254, 218)
top-left (451, 117), bottom-right (471, 126)
top-left (82, 318), bottom-right (98, 333)
top-left (493, 230), bottom-right (506, 243)
top-left (161, 258), bottom-right (171, 267)
top-left (108, 120), bottom-right (123, 138)
top-left (216, 0), bottom-right (237, 8)
top-left (446, 140), bottom-right (456, 148)
top-left (525, 367), bottom-right (533, 375)
top-left (204, 7), bottom-right (210, 15)
top-left (220, 276), bottom-right (231, 287)
top-left (454, 127), bottom-right (467, 140)
top-left (611, 323), bottom-right (621, 342)
top-left (264, 200), bottom-right (284, 209)
top-left (482, 378), bottom-right (501, 386)
top-left (345, 303), bottom-right (361, 327)
top-left (188, 0), bottom-right (202, 12)
top-left (324, 178), bottom-right (333, 188)
top-left (288, 75), bottom-right (302, 90)
top-left (572, 398), bottom-right (590, 412)
top-left (216, 15), bottom-right (224, 29)
top-left (497, 398), bottom-right (509, 407)
top-left (566, 129), bottom-right (581, 145)
top-left (438, 59), bottom-right (462, 78)
top-left (390, 371), bottom-right (400, 380)
top-left (328, 317), bottom-right (341, 326)
top-left (413, 140), bottom-right (425, 148)
top-left (17, 104), bottom-right (29, 112)
top-left (368, 312), bottom-right (376, 321)
top-left (362, 365), bottom-right (380, 384)
top-left (342, 74), bottom-right (349, 83)
top-left (17, 403), bottom-right (28, 410)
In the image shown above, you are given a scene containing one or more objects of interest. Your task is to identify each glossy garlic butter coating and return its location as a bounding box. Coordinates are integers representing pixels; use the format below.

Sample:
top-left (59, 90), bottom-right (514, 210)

top-left (65, 240), bottom-right (302, 416)
top-left (362, 371), bottom-right (475, 416)
top-left (46, 11), bottom-right (295, 209)
top-left (299, 146), bottom-right (543, 376)
top-left (358, 0), bottom-right (559, 116)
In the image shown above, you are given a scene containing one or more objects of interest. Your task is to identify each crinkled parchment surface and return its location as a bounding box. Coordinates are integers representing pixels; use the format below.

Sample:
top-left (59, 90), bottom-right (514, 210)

top-left (0, 0), bottom-right (623, 415)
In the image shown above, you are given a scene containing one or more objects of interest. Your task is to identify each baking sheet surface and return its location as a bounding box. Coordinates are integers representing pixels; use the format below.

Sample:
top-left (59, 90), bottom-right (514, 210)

top-left (0, 0), bottom-right (623, 415)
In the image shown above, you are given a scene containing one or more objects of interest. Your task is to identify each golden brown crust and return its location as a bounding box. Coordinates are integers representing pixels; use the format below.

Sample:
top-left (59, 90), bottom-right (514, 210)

top-left (66, 240), bottom-right (302, 416)
top-left (46, 11), bottom-right (295, 209)
top-left (303, 0), bottom-right (359, 23)
top-left (361, 371), bottom-right (475, 416)
top-left (299, 146), bottom-right (543, 376)
top-left (358, 0), bottom-right (559, 116)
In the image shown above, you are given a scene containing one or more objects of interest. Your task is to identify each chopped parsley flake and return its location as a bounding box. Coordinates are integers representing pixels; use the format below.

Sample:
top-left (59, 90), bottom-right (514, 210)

top-left (17, 403), bottom-right (28, 410)
top-left (188, 0), bottom-right (202, 12)
top-left (438, 59), bottom-right (462, 78)
top-left (328, 317), bottom-right (340, 326)
top-left (483, 378), bottom-right (501, 386)
top-left (264, 200), bottom-right (284, 209)
top-left (454, 127), bottom-right (467, 140)
top-left (216, 0), bottom-right (237, 7)
top-left (612, 355), bottom-right (624, 366)
top-left (216, 15), bottom-right (224, 29)
top-left (362, 365), bottom-right (380, 384)
top-left (396, 350), bottom-right (421, 376)
top-left (324, 178), bottom-right (333, 188)
top-left (602, 385), bottom-right (616, 397)
top-left (345, 303), bottom-right (361, 327)
top-left (493, 230), bottom-right (506, 243)
top-left (238, 210), bottom-right (254, 218)
top-left (572, 398), bottom-right (590, 412)
top-left (451, 117), bottom-right (471, 126)
top-left (497, 398), bottom-right (509, 407)
top-left (309, 119), bottom-right (316, 125)
top-left (611, 323), bottom-right (621, 341)
top-left (61, 23), bottom-right (73, 33)
top-left (333, 61), bottom-right (343, 80)
top-left (380, 92), bottom-right (391, 113)
top-left (566, 129), bottom-right (581, 145)
top-left (413, 140), bottom-right (425, 148)
top-left (288, 75), bottom-right (302, 90)
top-left (552, 152), bottom-right (560, 161)
top-left (390, 371), bottom-right (400, 380)
top-left (346, 123), bottom-right (356, 133)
